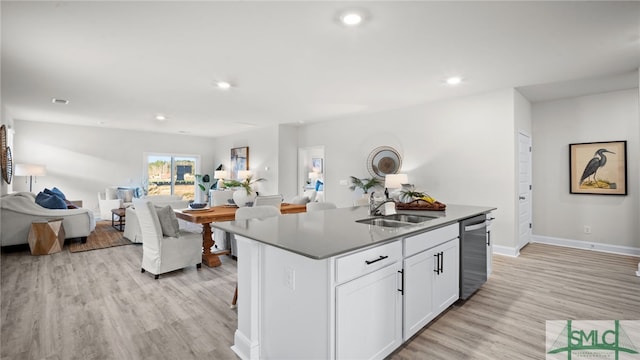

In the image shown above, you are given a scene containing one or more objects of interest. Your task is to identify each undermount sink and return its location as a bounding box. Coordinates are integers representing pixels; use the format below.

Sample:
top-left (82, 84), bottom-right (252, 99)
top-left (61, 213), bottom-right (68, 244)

top-left (380, 214), bottom-right (437, 223)
top-left (356, 218), bottom-right (411, 228)
top-left (356, 214), bottom-right (437, 228)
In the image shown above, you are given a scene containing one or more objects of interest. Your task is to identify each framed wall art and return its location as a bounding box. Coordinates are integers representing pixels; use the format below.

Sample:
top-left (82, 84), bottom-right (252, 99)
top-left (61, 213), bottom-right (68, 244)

top-left (569, 140), bottom-right (627, 195)
top-left (311, 157), bottom-right (323, 173)
top-left (230, 146), bottom-right (249, 180)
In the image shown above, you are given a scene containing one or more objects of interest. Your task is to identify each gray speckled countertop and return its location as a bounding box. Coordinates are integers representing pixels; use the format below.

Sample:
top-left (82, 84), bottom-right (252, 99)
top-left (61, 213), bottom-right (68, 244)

top-left (212, 204), bottom-right (495, 259)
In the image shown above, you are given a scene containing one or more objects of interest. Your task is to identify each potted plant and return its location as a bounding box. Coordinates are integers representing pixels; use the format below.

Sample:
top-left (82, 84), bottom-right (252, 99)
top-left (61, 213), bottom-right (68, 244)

top-left (349, 176), bottom-right (382, 194)
top-left (224, 175), bottom-right (266, 207)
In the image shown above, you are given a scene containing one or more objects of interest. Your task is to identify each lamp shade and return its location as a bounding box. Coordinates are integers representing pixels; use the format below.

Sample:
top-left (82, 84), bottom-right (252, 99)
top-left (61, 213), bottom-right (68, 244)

top-left (14, 164), bottom-right (46, 177)
top-left (385, 174), bottom-right (408, 189)
top-left (214, 170), bottom-right (228, 179)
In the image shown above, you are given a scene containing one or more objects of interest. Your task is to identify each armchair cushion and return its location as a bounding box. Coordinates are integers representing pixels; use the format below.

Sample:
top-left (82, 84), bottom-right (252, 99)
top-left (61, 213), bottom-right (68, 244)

top-left (155, 205), bottom-right (180, 238)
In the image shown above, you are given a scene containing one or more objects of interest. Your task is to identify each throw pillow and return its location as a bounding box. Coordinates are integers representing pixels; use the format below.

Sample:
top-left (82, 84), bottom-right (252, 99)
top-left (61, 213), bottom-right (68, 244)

top-left (64, 199), bottom-right (78, 209)
top-left (51, 187), bottom-right (67, 200)
top-left (155, 205), bottom-right (180, 238)
top-left (35, 192), bottom-right (67, 209)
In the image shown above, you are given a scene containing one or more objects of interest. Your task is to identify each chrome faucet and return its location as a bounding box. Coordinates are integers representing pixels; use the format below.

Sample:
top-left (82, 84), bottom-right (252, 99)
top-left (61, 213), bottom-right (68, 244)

top-left (369, 191), bottom-right (396, 216)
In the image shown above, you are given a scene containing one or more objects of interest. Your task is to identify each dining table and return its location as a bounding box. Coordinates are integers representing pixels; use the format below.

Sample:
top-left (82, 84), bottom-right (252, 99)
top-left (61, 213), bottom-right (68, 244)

top-left (174, 203), bottom-right (307, 267)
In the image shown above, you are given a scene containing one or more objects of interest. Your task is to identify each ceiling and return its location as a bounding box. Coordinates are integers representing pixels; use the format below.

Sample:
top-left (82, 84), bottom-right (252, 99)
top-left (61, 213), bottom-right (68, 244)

top-left (2, 1), bottom-right (639, 137)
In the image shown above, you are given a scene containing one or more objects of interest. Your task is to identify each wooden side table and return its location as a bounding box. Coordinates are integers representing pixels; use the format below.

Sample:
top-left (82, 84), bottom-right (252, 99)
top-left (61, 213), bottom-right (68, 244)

top-left (111, 208), bottom-right (126, 231)
top-left (28, 218), bottom-right (65, 255)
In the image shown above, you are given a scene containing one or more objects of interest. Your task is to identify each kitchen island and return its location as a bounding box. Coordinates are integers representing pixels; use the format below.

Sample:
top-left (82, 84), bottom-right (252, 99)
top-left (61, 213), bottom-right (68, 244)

top-left (213, 204), bottom-right (495, 360)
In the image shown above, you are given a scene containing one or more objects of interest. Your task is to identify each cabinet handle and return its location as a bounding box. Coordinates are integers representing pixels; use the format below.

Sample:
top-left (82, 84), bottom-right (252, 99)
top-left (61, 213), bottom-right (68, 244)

top-left (433, 254), bottom-right (440, 274)
top-left (365, 255), bottom-right (388, 265)
top-left (487, 230), bottom-right (491, 246)
top-left (398, 270), bottom-right (404, 295)
top-left (439, 252), bottom-right (444, 274)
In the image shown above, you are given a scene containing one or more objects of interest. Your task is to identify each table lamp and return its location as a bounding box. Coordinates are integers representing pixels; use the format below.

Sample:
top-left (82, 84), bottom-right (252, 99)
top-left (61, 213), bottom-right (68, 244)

top-left (214, 170), bottom-right (228, 188)
top-left (384, 173), bottom-right (408, 199)
top-left (14, 164), bottom-right (46, 192)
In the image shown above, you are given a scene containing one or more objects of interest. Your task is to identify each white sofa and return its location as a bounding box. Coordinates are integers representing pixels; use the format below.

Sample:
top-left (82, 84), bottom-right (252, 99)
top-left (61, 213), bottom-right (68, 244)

top-left (1, 192), bottom-right (96, 246)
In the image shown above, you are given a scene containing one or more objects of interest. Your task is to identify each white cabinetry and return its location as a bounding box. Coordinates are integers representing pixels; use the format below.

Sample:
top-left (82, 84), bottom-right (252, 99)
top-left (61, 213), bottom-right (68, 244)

top-left (335, 240), bottom-right (402, 360)
top-left (403, 224), bottom-right (460, 340)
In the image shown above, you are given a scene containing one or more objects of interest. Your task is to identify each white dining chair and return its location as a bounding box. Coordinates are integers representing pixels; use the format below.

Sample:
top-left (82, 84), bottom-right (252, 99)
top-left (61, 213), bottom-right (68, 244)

top-left (211, 190), bottom-right (234, 206)
top-left (306, 202), bottom-right (337, 212)
top-left (253, 194), bottom-right (283, 209)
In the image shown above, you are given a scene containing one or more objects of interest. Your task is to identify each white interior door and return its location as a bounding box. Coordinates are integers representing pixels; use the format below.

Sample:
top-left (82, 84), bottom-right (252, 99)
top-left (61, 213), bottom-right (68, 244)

top-left (518, 132), bottom-right (532, 250)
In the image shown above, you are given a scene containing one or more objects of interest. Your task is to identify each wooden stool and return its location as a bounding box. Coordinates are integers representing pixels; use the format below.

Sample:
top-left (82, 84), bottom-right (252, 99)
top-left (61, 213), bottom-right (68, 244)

top-left (28, 218), bottom-right (65, 255)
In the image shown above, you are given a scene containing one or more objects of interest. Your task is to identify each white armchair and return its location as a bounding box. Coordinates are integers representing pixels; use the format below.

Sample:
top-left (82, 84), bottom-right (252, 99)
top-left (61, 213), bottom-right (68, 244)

top-left (134, 199), bottom-right (202, 279)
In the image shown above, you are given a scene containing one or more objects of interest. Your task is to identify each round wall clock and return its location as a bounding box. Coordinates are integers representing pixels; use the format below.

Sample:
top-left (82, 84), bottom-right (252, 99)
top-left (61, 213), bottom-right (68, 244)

top-left (366, 146), bottom-right (402, 179)
top-left (2, 146), bottom-right (12, 184)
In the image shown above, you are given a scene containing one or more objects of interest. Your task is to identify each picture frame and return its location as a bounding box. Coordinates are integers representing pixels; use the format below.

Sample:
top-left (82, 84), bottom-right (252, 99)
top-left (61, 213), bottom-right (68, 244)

top-left (311, 157), bottom-right (323, 173)
top-left (230, 146), bottom-right (249, 180)
top-left (569, 140), bottom-right (627, 195)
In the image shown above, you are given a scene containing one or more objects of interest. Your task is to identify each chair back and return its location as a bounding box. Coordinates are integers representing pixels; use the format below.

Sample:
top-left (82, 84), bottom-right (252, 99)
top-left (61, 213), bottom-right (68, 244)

top-left (236, 205), bottom-right (281, 221)
top-left (133, 199), bottom-right (162, 254)
top-left (303, 190), bottom-right (317, 202)
top-left (253, 194), bottom-right (283, 209)
top-left (211, 190), bottom-right (234, 206)
top-left (306, 202), bottom-right (337, 212)
top-left (353, 197), bottom-right (369, 206)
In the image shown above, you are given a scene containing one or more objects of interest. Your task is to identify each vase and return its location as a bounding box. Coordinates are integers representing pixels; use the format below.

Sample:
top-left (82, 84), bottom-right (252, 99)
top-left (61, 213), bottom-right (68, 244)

top-left (233, 189), bottom-right (256, 207)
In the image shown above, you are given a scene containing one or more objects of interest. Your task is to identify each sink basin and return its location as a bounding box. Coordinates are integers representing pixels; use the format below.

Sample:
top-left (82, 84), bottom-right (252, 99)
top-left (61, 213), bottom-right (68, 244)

top-left (356, 214), bottom-right (437, 228)
top-left (356, 218), bottom-right (411, 228)
top-left (381, 214), bottom-right (437, 223)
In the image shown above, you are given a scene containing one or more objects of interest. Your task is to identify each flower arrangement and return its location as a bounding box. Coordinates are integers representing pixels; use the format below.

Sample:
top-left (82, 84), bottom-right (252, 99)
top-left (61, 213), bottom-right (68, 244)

top-left (349, 176), bottom-right (382, 194)
top-left (223, 175), bottom-right (265, 195)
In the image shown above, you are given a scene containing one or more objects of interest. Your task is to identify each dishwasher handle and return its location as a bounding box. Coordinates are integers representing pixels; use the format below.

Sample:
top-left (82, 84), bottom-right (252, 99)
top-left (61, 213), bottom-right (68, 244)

top-left (464, 221), bottom-right (487, 232)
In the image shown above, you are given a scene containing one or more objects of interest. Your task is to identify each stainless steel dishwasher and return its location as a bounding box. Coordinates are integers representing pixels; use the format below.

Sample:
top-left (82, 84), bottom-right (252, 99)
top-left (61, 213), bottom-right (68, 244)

top-left (459, 214), bottom-right (488, 300)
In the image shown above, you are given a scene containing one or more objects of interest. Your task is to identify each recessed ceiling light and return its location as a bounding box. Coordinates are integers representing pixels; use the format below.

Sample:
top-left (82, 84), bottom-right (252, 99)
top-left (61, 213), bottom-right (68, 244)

top-left (216, 81), bottom-right (232, 89)
top-left (51, 98), bottom-right (69, 105)
top-left (446, 77), bottom-right (463, 85)
top-left (341, 12), bottom-right (363, 26)
top-left (155, 114), bottom-right (166, 121)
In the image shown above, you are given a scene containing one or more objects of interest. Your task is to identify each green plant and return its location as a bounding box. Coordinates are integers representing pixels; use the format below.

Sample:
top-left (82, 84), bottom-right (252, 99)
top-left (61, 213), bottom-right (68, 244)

top-left (195, 174), bottom-right (209, 192)
top-left (223, 175), bottom-right (265, 195)
top-left (349, 176), bottom-right (382, 194)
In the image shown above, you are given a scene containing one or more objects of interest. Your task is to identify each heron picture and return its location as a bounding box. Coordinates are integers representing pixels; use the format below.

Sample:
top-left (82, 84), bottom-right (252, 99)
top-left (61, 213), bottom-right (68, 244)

top-left (570, 141), bottom-right (627, 195)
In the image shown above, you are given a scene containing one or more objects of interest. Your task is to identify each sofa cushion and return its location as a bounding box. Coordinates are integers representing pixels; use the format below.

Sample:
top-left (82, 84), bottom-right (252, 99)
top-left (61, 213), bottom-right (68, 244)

top-left (35, 192), bottom-right (67, 209)
top-left (51, 187), bottom-right (67, 200)
top-left (155, 205), bottom-right (180, 238)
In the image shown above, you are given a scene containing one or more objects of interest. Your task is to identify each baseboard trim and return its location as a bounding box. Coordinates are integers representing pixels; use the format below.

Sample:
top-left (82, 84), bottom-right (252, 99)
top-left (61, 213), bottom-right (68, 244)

top-left (492, 245), bottom-right (520, 257)
top-left (531, 235), bottom-right (640, 258)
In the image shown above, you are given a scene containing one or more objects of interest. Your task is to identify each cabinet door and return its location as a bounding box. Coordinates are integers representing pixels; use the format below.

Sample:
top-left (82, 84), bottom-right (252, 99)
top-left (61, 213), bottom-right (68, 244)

top-left (336, 263), bottom-right (402, 360)
top-left (433, 238), bottom-right (460, 313)
top-left (403, 249), bottom-right (436, 340)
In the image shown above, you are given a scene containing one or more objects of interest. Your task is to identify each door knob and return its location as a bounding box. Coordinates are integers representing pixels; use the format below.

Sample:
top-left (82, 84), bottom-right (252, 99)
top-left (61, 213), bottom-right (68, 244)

top-left (519, 196), bottom-right (526, 200)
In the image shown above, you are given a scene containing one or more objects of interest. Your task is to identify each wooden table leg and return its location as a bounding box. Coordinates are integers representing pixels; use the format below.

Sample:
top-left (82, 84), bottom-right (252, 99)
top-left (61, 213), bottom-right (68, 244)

top-left (201, 222), bottom-right (231, 267)
top-left (201, 222), bottom-right (221, 267)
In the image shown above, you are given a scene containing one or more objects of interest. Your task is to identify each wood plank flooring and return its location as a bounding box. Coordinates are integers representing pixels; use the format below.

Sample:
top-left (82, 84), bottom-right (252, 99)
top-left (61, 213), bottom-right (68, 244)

top-left (2, 243), bottom-right (639, 359)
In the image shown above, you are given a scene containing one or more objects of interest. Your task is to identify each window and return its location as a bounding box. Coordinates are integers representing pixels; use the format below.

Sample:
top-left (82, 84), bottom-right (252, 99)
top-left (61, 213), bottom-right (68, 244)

top-left (145, 154), bottom-right (200, 201)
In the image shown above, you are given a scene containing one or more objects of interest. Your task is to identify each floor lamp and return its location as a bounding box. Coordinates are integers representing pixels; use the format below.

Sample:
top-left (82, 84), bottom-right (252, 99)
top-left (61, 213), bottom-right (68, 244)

top-left (14, 164), bottom-right (46, 192)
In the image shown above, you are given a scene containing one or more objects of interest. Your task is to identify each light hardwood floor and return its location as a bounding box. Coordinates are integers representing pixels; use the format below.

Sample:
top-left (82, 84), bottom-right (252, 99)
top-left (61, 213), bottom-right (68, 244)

top-left (2, 242), bottom-right (639, 359)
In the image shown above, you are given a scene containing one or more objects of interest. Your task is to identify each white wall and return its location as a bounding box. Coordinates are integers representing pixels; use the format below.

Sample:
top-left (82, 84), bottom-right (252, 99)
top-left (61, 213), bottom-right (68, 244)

top-left (210, 125), bottom-right (289, 198)
top-left (12, 120), bottom-right (216, 216)
top-left (532, 89), bottom-right (639, 249)
top-left (298, 89), bottom-right (519, 249)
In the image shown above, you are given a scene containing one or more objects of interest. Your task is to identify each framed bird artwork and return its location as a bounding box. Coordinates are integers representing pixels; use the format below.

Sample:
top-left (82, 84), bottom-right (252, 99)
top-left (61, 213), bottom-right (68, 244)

top-left (569, 140), bottom-right (627, 195)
